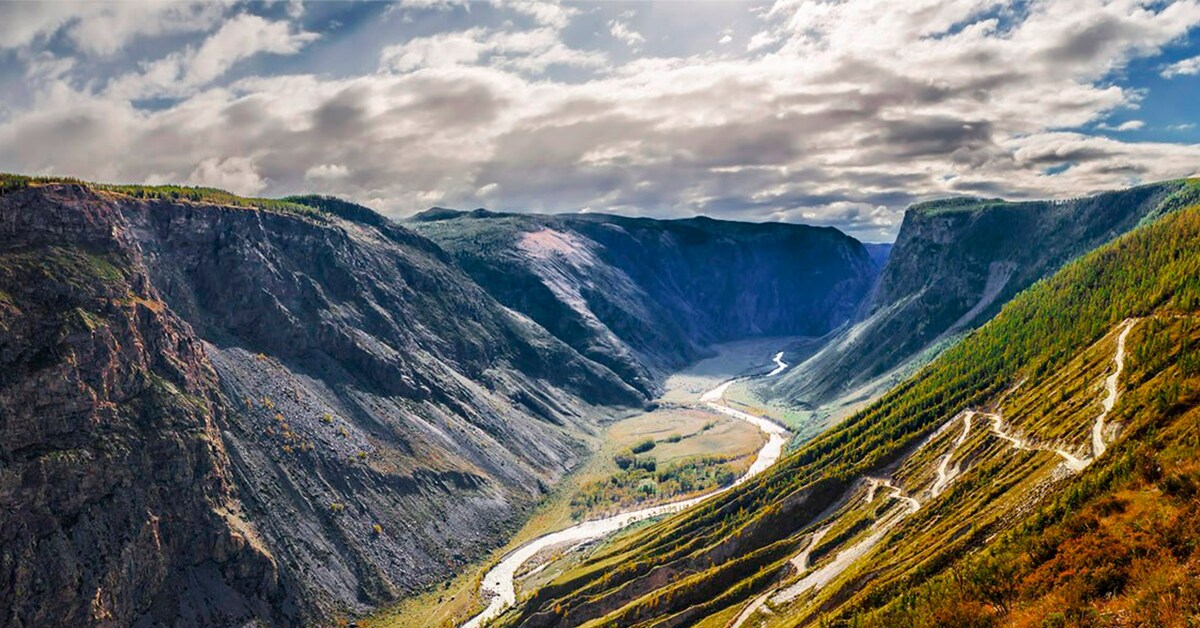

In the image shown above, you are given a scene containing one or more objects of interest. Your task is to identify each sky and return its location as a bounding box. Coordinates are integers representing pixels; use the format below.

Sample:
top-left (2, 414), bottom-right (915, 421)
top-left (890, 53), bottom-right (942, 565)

top-left (1, 1), bottom-right (1199, 241)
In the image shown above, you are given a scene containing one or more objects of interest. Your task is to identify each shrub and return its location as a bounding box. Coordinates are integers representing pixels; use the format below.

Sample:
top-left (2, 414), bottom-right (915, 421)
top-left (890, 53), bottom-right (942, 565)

top-left (631, 439), bottom-right (656, 454)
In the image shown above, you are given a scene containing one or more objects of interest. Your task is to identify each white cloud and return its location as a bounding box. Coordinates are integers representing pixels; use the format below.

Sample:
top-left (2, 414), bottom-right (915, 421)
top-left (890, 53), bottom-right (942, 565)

top-left (106, 14), bottom-right (318, 99)
top-left (380, 27), bottom-right (605, 74)
top-left (609, 19), bottom-right (645, 51)
top-left (188, 156), bottom-right (267, 196)
top-left (496, 0), bottom-right (578, 29)
top-left (1163, 55), bottom-right (1200, 78)
top-left (746, 31), bottom-right (778, 52)
top-left (2, 0), bottom-right (1200, 243)
top-left (1098, 120), bottom-right (1146, 131)
top-left (305, 163), bottom-right (350, 181)
top-left (0, 1), bottom-right (232, 56)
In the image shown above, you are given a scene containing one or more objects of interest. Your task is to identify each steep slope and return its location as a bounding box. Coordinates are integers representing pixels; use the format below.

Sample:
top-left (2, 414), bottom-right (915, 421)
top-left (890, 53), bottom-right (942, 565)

top-left (769, 180), bottom-right (1200, 414)
top-left (499, 193), bottom-right (1200, 626)
top-left (409, 210), bottom-right (876, 394)
top-left (0, 181), bottom-right (642, 624)
top-left (0, 185), bottom-right (283, 625)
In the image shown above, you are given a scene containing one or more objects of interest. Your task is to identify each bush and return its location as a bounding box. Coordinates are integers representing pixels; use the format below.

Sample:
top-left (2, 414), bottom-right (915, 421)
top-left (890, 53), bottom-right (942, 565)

top-left (631, 439), bottom-right (656, 454)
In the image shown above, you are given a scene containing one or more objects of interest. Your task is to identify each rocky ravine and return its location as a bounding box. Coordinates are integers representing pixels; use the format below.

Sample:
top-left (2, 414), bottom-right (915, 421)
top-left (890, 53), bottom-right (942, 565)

top-left (0, 184), bottom-right (646, 624)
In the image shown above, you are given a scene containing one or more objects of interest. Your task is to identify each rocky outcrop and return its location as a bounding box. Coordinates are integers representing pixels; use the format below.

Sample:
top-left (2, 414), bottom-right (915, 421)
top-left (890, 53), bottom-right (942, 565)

top-left (0, 184), bottom-right (283, 626)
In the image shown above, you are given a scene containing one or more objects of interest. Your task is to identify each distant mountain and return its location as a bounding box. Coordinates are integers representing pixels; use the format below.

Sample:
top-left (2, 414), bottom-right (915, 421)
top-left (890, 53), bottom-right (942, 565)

top-left (408, 209), bottom-right (878, 394)
top-left (768, 180), bottom-right (1200, 417)
top-left (501, 181), bottom-right (1200, 627)
top-left (862, 242), bottom-right (892, 272)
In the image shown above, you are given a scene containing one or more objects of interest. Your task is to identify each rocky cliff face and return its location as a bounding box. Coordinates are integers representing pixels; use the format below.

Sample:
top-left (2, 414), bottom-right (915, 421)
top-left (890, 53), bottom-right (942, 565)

top-left (0, 185), bottom-right (283, 626)
top-left (769, 180), bottom-right (1200, 411)
top-left (409, 210), bottom-right (877, 393)
top-left (0, 184), bottom-right (642, 624)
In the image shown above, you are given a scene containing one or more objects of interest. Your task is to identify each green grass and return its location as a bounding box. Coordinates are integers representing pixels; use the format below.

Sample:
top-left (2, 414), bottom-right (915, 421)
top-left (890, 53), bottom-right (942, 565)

top-left (0, 173), bottom-right (323, 218)
top-left (500, 200), bottom-right (1200, 626)
top-left (0, 246), bottom-right (127, 293)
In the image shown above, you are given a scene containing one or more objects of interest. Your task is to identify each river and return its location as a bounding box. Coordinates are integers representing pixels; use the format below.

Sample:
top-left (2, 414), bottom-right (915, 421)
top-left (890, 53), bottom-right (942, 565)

top-left (461, 350), bottom-right (791, 628)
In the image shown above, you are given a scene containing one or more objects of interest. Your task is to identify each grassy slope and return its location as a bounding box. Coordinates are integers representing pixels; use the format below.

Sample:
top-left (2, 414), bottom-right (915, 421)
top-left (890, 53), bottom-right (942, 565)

top-left (503, 198), bottom-right (1200, 626)
top-left (850, 315), bottom-right (1200, 627)
top-left (0, 173), bottom-right (322, 217)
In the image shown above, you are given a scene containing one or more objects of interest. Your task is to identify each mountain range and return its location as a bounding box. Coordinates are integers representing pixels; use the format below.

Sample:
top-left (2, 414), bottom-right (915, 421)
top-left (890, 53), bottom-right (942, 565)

top-left (2, 173), bottom-right (1198, 626)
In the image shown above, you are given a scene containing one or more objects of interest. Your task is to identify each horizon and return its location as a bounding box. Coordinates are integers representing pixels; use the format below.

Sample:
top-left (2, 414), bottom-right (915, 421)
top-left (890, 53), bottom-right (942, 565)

top-left (2, 1), bottom-right (1200, 241)
top-left (13, 170), bottom-right (1197, 244)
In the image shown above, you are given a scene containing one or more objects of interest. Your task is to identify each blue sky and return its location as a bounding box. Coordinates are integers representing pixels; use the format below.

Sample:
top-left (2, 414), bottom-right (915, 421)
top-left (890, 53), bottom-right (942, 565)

top-left (1, 0), bottom-right (1199, 241)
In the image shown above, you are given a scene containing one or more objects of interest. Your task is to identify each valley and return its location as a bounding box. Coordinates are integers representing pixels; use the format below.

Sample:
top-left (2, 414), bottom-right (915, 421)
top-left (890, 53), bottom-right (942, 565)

top-left (5, 3), bottom-right (1200, 625)
top-left (373, 338), bottom-right (804, 627)
top-left (497, 196), bottom-right (1200, 628)
top-left (3, 175), bottom-right (1199, 627)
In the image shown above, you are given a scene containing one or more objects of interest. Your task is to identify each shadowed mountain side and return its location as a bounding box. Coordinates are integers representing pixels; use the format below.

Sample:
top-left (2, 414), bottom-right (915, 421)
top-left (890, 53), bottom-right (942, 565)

top-left (408, 209), bottom-right (878, 395)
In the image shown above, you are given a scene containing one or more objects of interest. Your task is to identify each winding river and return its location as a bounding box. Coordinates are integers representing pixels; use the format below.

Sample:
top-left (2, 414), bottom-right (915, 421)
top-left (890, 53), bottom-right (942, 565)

top-left (461, 351), bottom-right (791, 628)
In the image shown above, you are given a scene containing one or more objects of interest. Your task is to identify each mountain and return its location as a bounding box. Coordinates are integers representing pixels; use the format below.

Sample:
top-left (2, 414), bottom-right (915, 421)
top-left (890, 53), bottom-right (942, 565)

top-left (7, 173), bottom-right (1200, 627)
top-left (408, 209), bottom-right (877, 394)
top-left (0, 180), bottom-right (646, 625)
top-left (768, 181), bottom-right (1200, 419)
top-left (0, 178), bottom-right (877, 626)
top-left (497, 184), bottom-right (1200, 626)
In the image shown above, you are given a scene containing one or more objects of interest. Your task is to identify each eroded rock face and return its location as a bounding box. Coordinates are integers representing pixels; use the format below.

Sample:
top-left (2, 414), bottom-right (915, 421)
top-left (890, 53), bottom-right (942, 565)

top-left (124, 193), bottom-right (647, 619)
top-left (0, 184), bottom-right (644, 624)
top-left (0, 185), bottom-right (283, 626)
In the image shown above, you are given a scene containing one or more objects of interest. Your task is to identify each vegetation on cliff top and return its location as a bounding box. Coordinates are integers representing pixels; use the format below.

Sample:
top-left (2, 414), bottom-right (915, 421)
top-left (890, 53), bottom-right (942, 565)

top-left (0, 173), bottom-right (321, 217)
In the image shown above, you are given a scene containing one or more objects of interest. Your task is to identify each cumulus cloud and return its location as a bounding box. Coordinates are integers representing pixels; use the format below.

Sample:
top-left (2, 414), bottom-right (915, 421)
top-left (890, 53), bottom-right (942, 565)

top-left (1163, 55), bottom-right (1200, 78)
top-left (106, 14), bottom-right (319, 99)
top-left (609, 14), bottom-right (645, 51)
top-left (2, 0), bottom-right (1200, 242)
top-left (187, 156), bottom-right (268, 196)
top-left (305, 163), bottom-right (350, 182)
top-left (0, 1), bottom-right (232, 55)
top-left (497, 0), bottom-right (579, 29)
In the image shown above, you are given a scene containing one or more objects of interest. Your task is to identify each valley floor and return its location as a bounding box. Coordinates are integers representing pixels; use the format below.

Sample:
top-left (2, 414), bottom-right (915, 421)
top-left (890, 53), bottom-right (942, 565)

top-left (368, 337), bottom-right (807, 627)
